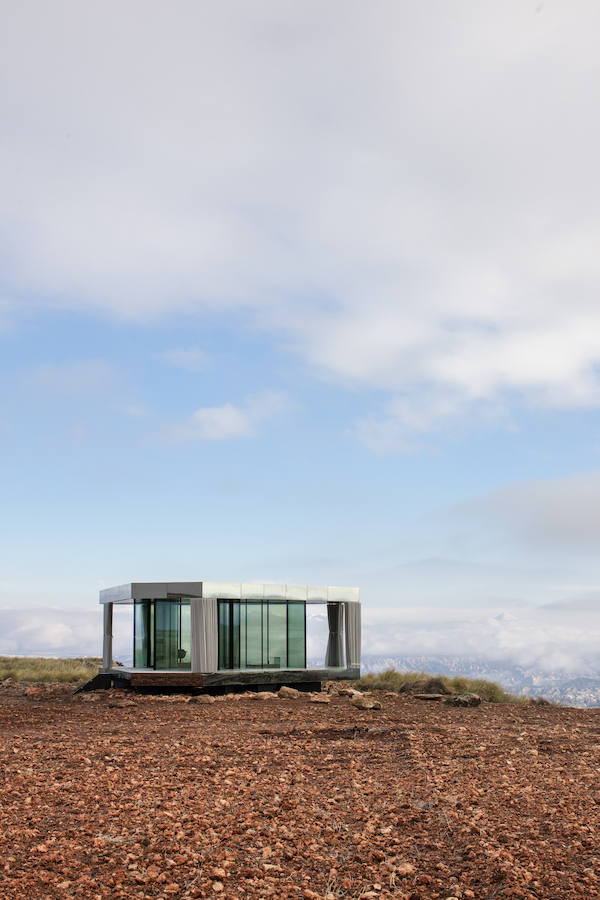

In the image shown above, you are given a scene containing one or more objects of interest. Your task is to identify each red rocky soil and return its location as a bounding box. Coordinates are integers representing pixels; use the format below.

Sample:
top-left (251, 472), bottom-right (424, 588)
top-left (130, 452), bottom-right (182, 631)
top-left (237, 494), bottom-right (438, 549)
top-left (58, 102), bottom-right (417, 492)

top-left (1, 683), bottom-right (600, 899)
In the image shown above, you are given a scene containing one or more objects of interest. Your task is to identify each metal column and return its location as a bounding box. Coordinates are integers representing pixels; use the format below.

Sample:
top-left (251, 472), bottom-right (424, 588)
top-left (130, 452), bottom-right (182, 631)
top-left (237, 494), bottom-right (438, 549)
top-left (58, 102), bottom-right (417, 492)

top-left (102, 602), bottom-right (113, 670)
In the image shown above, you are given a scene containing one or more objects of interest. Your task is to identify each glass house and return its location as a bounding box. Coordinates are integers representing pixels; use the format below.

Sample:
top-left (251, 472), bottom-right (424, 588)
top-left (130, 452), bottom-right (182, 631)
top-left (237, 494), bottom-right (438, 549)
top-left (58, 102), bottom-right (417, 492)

top-left (99, 581), bottom-right (361, 691)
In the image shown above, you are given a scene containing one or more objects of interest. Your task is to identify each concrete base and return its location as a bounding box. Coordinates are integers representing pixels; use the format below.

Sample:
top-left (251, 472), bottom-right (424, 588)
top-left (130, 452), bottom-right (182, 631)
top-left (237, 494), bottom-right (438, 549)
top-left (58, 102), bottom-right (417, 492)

top-left (94, 665), bottom-right (360, 693)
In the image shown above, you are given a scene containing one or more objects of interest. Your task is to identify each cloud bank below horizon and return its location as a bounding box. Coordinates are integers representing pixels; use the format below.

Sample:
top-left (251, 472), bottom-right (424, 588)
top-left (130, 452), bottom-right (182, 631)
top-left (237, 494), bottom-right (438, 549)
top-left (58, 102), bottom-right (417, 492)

top-left (2, 600), bottom-right (599, 677)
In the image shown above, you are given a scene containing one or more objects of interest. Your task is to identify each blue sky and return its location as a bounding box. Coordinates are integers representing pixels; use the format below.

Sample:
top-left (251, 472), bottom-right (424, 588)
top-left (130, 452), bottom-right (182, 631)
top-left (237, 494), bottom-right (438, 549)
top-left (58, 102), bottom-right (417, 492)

top-left (2, 2), bottom-right (600, 666)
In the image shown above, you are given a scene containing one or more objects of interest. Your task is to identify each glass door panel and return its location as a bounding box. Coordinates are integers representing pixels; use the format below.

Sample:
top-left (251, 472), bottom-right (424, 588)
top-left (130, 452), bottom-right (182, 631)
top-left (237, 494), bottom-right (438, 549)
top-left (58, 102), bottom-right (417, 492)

top-left (267, 602), bottom-right (287, 668)
top-left (231, 602), bottom-right (240, 669)
top-left (155, 600), bottom-right (178, 669)
top-left (287, 601), bottom-right (306, 667)
top-left (177, 600), bottom-right (191, 670)
top-left (134, 599), bottom-right (191, 670)
top-left (134, 600), bottom-right (150, 668)
top-left (218, 600), bottom-right (231, 669)
top-left (245, 602), bottom-right (263, 667)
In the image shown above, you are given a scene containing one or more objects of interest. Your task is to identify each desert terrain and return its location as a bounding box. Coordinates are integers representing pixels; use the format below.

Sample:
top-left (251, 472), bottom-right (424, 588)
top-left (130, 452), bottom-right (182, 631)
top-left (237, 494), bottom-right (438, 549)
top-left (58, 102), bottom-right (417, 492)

top-left (1, 683), bottom-right (599, 899)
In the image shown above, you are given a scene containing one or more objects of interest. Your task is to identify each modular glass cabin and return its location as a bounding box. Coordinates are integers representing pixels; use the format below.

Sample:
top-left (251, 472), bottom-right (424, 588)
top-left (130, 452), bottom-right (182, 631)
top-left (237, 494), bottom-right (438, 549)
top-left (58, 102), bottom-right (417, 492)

top-left (99, 581), bottom-right (360, 690)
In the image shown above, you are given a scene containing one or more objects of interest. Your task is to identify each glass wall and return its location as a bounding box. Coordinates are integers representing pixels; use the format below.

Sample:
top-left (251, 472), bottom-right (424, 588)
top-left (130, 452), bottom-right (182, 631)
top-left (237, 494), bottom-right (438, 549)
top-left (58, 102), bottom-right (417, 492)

top-left (218, 599), bottom-right (306, 670)
top-left (134, 601), bottom-right (149, 668)
top-left (180, 601), bottom-right (191, 667)
top-left (267, 602), bottom-right (286, 668)
top-left (287, 602), bottom-right (306, 668)
top-left (133, 599), bottom-right (191, 670)
top-left (155, 600), bottom-right (178, 669)
top-left (245, 602), bottom-right (262, 667)
top-left (218, 600), bottom-right (232, 669)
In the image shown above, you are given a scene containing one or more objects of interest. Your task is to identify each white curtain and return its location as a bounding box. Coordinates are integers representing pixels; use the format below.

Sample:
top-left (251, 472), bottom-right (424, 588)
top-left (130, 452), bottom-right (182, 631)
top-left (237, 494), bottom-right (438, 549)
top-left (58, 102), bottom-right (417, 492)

top-left (344, 601), bottom-right (361, 668)
top-left (191, 597), bottom-right (218, 673)
top-left (325, 602), bottom-right (345, 667)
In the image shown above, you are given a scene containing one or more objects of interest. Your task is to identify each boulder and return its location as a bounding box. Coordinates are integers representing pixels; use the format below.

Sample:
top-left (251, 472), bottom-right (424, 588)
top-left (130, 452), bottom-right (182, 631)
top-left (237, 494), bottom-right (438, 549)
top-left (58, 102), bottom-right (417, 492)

top-left (445, 693), bottom-right (481, 708)
top-left (399, 677), bottom-right (452, 696)
top-left (421, 678), bottom-right (452, 695)
top-left (252, 691), bottom-right (279, 700)
top-left (278, 685), bottom-right (302, 699)
top-left (191, 694), bottom-right (216, 704)
top-left (309, 693), bottom-right (330, 704)
top-left (350, 695), bottom-right (382, 710)
top-left (395, 861), bottom-right (416, 877)
top-left (108, 699), bottom-right (136, 708)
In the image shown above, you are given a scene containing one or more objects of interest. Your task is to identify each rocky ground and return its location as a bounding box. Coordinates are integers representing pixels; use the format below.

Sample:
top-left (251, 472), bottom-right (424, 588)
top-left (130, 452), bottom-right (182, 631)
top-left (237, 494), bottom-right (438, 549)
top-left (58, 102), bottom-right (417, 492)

top-left (1, 683), bottom-right (600, 900)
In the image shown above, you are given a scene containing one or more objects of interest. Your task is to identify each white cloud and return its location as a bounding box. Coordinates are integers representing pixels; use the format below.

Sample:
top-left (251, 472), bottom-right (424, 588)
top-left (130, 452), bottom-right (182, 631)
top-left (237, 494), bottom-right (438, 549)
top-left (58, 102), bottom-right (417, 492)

top-left (3, 601), bottom-right (599, 679)
top-left (189, 403), bottom-right (253, 440)
top-left (0, 606), bottom-right (132, 664)
top-left (361, 603), bottom-right (600, 674)
top-left (160, 347), bottom-right (209, 372)
top-left (119, 402), bottom-right (149, 418)
top-left (3, 4), bottom-right (600, 444)
top-left (354, 389), bottom-right (469, 452)
top-left (465, 471), bottom-right (600, 552)
top-left (25, 359), bottom-right (116, 396)
top-left (170, 390), bottom-right (287, 440)
top-left (0, 298), bottom-right (17, 332)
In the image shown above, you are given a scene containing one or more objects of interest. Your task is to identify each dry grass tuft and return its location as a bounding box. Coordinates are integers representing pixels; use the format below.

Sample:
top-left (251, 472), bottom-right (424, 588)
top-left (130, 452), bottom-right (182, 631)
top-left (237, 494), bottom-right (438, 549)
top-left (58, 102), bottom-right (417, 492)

top-left (354, 668), bottom-right (527, 703)
top-left (0, 656), bottom-right (102, 683)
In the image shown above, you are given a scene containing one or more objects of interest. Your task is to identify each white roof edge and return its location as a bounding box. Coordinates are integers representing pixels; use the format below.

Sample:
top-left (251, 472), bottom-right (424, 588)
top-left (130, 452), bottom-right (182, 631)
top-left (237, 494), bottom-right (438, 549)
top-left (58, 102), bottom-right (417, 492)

top-left (99, 583), bottom-right (134, 604)
top-left (100, 581), bottom-right (360, 604)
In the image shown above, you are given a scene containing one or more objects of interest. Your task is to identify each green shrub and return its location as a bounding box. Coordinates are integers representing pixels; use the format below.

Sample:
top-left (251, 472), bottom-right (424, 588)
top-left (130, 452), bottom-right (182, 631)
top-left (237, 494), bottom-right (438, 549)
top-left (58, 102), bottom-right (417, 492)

top-left (0, 656), bottom-right (102, 684)
top-left (354, 668), bottom-right (526, 703)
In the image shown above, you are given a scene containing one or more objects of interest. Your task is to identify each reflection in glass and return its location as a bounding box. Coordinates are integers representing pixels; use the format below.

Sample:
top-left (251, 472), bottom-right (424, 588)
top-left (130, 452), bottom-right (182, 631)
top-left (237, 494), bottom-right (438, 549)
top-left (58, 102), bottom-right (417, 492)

top-left (134, 600), bottom-right (150, 668)
top-left (267, 602), bottom-right (287, 667)
top-left (155, 601), bottom-right (177, 669)
top-left (218, 600), bottom-right (231, 669)
top-left (287, 602), bottom-right (306, 668)
top-left (133, 599), bottom-right (191, 670)
top-left (180, 601), bottom-right (191, 668)
top-left (232, 601), bottom-right (240, 669)
top-left (243, 602), bottom-right (263, 668)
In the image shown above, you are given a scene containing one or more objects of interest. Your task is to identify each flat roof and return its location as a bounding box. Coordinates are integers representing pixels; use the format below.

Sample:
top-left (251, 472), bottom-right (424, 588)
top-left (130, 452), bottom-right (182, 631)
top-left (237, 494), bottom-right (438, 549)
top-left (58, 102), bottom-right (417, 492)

top-left (99, 581), bottom-right (360, 605)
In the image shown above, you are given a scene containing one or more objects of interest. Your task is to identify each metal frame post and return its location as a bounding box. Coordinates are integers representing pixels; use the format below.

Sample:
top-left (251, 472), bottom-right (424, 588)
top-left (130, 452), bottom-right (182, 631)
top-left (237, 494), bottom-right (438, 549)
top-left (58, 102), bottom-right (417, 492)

top-left (102, 602), bottom-right (113, 671)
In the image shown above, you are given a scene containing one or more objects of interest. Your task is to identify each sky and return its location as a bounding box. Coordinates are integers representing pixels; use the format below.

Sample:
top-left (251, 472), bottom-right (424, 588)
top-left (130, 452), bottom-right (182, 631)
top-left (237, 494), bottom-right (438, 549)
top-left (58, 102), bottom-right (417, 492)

top-left (2, 1), bottom-right (600, 669)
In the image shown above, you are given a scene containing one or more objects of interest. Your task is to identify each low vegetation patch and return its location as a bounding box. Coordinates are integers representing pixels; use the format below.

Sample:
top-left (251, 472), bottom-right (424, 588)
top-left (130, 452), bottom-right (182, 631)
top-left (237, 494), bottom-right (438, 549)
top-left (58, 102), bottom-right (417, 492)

top-left (354, 668), bottom-right (527, 703)
top-left (0, 656), bottom-right (102, 684)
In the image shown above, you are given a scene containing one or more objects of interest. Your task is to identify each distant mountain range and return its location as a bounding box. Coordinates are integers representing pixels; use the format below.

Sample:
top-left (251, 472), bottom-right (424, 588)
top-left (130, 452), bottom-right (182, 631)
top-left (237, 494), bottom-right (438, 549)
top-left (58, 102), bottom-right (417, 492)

top-left (357, 653), bottom-right (600, 708)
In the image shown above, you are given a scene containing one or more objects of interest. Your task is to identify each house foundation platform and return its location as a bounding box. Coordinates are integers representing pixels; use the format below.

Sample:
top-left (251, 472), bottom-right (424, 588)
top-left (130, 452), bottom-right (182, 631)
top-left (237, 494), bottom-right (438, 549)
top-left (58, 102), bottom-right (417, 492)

top-left (78, 666), bottom-right (360, 694)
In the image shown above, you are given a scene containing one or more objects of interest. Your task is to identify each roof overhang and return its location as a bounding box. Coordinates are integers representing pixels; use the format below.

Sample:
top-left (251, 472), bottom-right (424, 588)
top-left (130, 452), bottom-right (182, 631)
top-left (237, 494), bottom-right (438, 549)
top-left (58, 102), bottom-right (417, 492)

top-left (99, 582), bottom-right (360, 605)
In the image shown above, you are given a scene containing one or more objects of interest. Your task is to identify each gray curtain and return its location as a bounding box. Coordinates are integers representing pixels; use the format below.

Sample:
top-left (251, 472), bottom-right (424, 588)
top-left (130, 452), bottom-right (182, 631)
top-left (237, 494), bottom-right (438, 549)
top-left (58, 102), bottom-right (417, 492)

top-left (191, 597), bottom-right (218, 673)
top-left (325, 602), bottom-right (344, 667)
top-left (344, 601), bottom-right (361, 668)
